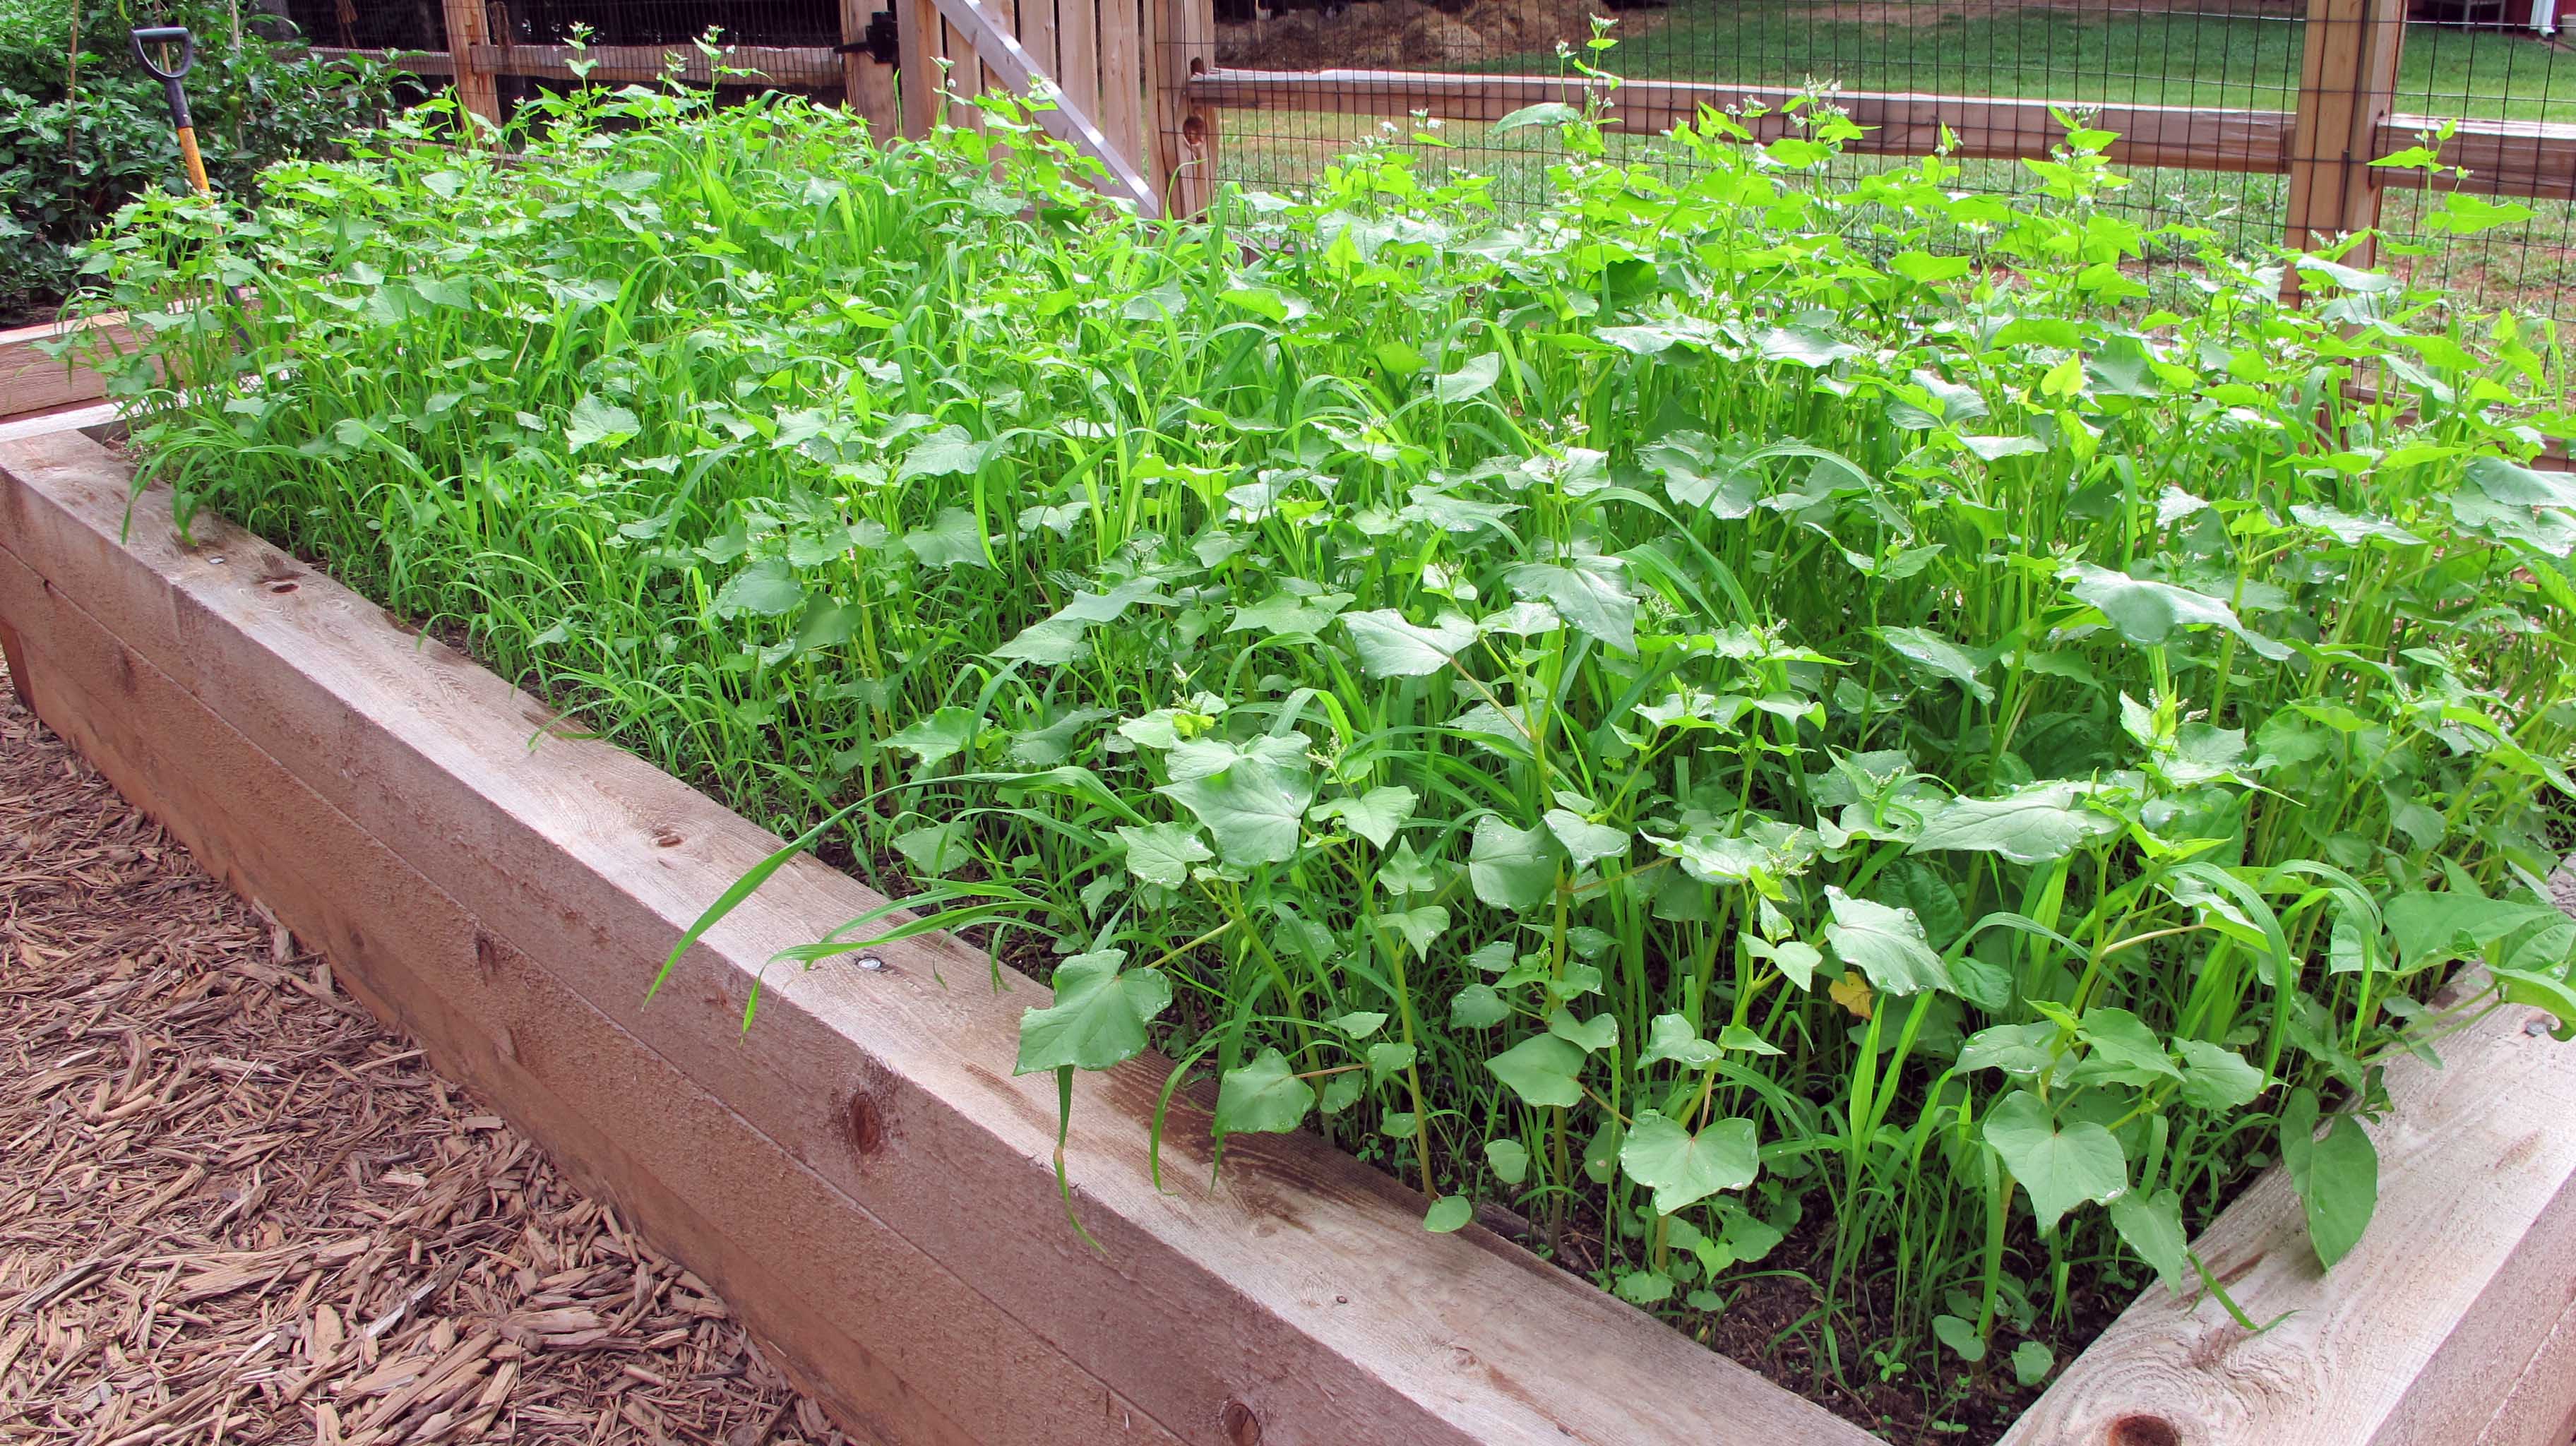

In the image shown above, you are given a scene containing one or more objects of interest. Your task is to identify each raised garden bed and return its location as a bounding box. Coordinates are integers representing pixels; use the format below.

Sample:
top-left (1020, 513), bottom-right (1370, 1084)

top-left (8, 418), bottom-right (2576, 1445)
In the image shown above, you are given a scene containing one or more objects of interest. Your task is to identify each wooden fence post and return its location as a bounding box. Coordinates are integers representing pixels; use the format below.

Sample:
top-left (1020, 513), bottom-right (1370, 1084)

top-left (899, 0), bottom-right (941, 138)
top-left (1150, 0), bottom-right (1218, 215)
top-left (2284, 0), bottom-right (2405, 264)
top-left (840, 1), bottom-right (901, 138)
top-left (439, 0), bottom-right (501, 127)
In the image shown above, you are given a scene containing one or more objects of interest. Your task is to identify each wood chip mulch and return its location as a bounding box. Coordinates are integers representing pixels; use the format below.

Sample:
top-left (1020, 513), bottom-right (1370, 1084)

top-left (0, 657), bottom-right (848, 1446)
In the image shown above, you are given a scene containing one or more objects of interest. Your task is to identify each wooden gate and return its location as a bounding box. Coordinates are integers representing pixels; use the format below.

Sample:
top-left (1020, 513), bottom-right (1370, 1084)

top-left (340, 0), bottom-right (1215, 217)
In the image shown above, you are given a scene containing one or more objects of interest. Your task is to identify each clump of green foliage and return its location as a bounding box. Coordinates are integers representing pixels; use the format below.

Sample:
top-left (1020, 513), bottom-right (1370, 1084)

top-left (85, 53), bottom-right (2576, 1428)
top-left (0, 0), bottom-right (391, 321)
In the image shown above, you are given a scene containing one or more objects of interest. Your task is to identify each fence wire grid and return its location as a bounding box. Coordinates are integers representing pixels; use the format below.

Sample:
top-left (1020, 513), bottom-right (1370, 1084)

top-left (306, 0), bottom-right (2576, 325)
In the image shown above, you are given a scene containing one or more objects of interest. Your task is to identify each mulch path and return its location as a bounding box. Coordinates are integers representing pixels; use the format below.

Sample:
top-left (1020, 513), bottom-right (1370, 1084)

top-left (0, 655), bottom-right (845, 1446)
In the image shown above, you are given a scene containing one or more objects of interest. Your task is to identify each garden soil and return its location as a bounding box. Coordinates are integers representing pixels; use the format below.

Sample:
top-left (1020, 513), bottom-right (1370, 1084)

top-left (0, 655), bottom-right (845, 1446)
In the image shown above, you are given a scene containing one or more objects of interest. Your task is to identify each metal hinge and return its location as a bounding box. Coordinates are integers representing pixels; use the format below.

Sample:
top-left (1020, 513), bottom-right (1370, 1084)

top-left (833, 11), bottom-right (900, 65)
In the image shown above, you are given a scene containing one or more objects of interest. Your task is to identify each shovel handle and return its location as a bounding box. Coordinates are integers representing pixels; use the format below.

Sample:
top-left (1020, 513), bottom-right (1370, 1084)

top-left (130, 28), bottom-right (210, 196)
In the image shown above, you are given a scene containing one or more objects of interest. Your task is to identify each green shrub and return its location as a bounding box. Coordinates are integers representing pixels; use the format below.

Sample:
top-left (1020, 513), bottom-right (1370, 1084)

top-left (85, 66), bottom-right (2576, 1423)
top-left (0, 0), bottom-right (390, 322)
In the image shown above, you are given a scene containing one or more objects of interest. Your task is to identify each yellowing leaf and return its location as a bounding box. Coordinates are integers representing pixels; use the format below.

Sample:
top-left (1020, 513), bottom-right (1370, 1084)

top-left (1829, 973), bottom-right (1874, 1020)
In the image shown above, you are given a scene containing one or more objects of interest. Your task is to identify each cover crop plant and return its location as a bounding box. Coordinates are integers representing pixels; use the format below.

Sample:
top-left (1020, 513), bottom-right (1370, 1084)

top-left (85, 53), bottom-right (2576, 1433)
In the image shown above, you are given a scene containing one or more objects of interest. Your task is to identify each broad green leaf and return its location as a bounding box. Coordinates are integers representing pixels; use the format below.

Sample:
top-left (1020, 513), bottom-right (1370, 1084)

top-left (2077, 1007), bottom-right (2183, 1083)
top-left (1325, 1010), bottom-right (1388, 1039)
top-left (1871, 625), bottom-right (1993, 703)
top-left (1957, 1022), bottom-right (2062, 1078)
top-left (1013, 950), bottom-right (1171, 1073)
top-left (712, 558), bottom-right (806, 619)
top-left (1910, 782), bottom-right (2118, 866)
top-left (2012, 1341), bottom-right (2056, 1388)
top-left (565, 393), bottom-right (640, 452)
top-left (1215, 1047), bottom-right (1314, 1133)
top-left (1157, 746), bottom-right (1316, 866)
top-left (1450, 982), bottom-right (1510, 1029)
top-left (1547, 1009), bottom-right (1618, 1053)
top-left (1485, 1034), bottom-right (1585, 1107)
top-left (2493, 966), bottom-right (2576, 1041)
top-left (1309, 786), bottom-right (1417, 848)
top-left (1342, 609), bottom-right (1479, 678)
top-left (1822, 888), bottom-right (1953, 996)
top-left (893, 819), bottom-right (972, 877)
top-left (2174, 1039), bottom-right (2266, 1110)
top-left (2464, 454), bottom-right (2576, 511)
top-left (1116, 821), bottom-right (1212, 888)
top-left (895, 424), bottom-right (994, 481)
top-left (1639, 1013), bottom-right (1720, 1068)
top-left (2385, 892), bottom-right (2567, 973)
top-left (2063, 563), bottom-right (2291, 662)
top-left (2282, 1099), bottom-right (2378, 1269)
top-left (1423, 1195), bottom-right (1473, 1233)
top-left (1503, 558), bottom-right (1638, 655)
top-left (1229, 588), bottom-right (1354, 638)
top-left (1433, 352), bottom-right (1502, 403)
top-left (1619, 1109), bottom-right (1760, 1214)
top-left (1368, 1041), bottom-right (1417, 1082)
top-left (903, 507), bottom-right (991, 568)
top-left (1984, 1089), bottom-right (2126, 1235)
top-left (885, 707), bottom-right (979, 770)
top-left (1377, 904), bottom-right (1450, 956)
top-left (1469, 818), bottom-right (1561, 912)
top-left (1717, 1024), bottom-right (1785, 1056)
top-left (1491, 100), bottom-right (1580, 135)
top-left (1543, 808), bottom-right (1629, 870)
top-left (1485, 1137), bottom-right (1530, 1185)
top-left (1931, 1314), bottom-right (1986, 1363)
top-left (2109, 1187), bottom-right (2192, 1291)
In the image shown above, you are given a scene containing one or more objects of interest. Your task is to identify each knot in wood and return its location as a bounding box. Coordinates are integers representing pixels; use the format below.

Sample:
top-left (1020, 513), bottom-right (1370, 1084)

top-left (1218, 1399), bottom-right (1260, 1446)
top-left (2109, 1415), bottom-right (2180, 1446)
top-left (844, 1089), bottom-right (887, 1157)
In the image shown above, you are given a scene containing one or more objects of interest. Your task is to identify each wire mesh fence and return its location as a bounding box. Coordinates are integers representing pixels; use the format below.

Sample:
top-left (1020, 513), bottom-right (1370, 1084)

top-left (299, 0), bottom-right (2576, 326)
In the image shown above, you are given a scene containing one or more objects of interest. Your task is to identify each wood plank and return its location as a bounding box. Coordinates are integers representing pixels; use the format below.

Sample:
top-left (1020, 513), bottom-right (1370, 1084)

top-left (901, 0), bottom-right (942, 137)
top-left (440, 0), bottom-right (501, 125)
top-left (309, 46), bottom-right (458, 76)
top-left (463, 43), bottom-right (843, 87)
top-left (1059, 0), bottom-right (1102, 126)
top-left (929, 0), bottom-right (1162, 213)
top-left (2379, 113), bottom-right (2576, 202)
top-left (841, 0), bottom-right (902, 138)
top-left (2284, 0), bottom-right (2406, 261)
top-left (0, 315), bottom-right (133, 419)
top-left (0, 544), bottom-right (1158, 1446)
top-left (2002, 969), bottom-right (2576, 1446)
top-left (1098, 0), bottom-right (1149, 189)
top-left (0, 430), bottom-right (1879, 1446)
top-left (1187, 69), bottom-right (2297, 174)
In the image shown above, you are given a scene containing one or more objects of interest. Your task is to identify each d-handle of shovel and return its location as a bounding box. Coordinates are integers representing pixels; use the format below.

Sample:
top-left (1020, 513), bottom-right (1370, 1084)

top-left (131, 27), bottom-right (210, 197)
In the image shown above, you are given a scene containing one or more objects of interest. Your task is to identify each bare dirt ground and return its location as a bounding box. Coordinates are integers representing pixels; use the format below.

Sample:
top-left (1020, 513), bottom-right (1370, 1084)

top-left (0, 655), bottom-right (844, 1446)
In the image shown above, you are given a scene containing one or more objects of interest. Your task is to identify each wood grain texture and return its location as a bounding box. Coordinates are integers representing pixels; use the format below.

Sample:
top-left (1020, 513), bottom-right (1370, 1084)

top-left (2284, 0), bottom-right (2404, 259)
top-left (0, 316), bottom-right (133, 418)
top-left (929, 0), bottom-right (1163, 211)
top-left (2002, 972), bottom-right (2576, 1446)
top-left (842, 0), bottom-right (902, 138)
top-left (439, 0), bottom-right (501, 123)
top-left (0, 430), bottom-right (1878, 1446)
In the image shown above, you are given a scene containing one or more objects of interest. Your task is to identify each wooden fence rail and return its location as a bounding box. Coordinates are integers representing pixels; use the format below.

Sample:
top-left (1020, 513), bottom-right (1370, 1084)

top-left (318, 0), bottom-right (2571, 253)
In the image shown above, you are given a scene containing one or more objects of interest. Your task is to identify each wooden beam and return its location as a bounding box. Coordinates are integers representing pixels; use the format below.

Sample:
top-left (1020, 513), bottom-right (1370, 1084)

top-left (309, 45), bottom-right (458, 75)
top-left (0, 429), bottom-right (1878, 1446)
top-left (2002, 966), bottom-right (2576, 1446)
top-left (0, 314), bottom-right (138, 420)
top-left (463, 42), bottom-right (844, 87)
top-left (928, 0), bottom-right (1163, 213)
top-left (840, 0), bottom-right (901, 137)
top-left (1188, 69), bottom-right (2298, 175)
top-left (2284, 0), bottom-right (2407, 258)
top-left (2378, 113), bottom-right (2576, 202)
top-left (439, 0), bottom-right (501, 125)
